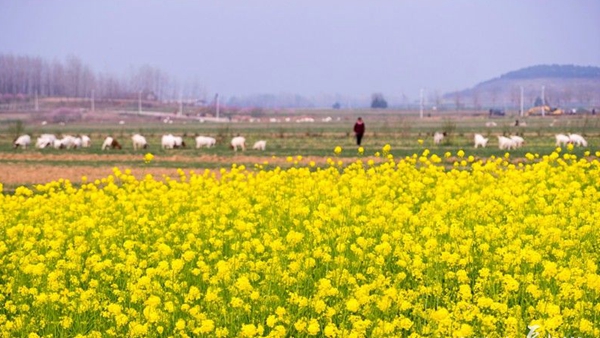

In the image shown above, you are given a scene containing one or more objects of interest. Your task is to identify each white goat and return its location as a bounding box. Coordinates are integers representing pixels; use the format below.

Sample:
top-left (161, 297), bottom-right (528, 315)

top-left (474, 134), bottom-right (488, 148)
top-left (173, 136), bottom-right (186, 148)
top-left (568, 134), bottom-right (587, 147)
top-left (433, 132), bottom-right (445, 145)
top-left (510, 135), bottom-right (525, 148)
top-left (498, 136), bottom-right (517, 150)
top-left (253, 140), bottom-right (267, 151)
top-left (60, 135), bottom-right (79, 149)
top-left (132, 134), bottom-right (148, 150)
top-left (555, 134), bottom-right (571, 147)
top-left (162, 134), bottom-right (175, 149)
top-left (36, 134), bottom-right (56, 149)
top-left (195, 136), bottom-right (216, 148)
top-left (231, 136), bottom-right (246, 151)
top-left (13, 135), bottom-right (31, 149)
top-left (102, 136), bottom-right (122, 150)
top-left (80, 135), bottom-right (91, 148)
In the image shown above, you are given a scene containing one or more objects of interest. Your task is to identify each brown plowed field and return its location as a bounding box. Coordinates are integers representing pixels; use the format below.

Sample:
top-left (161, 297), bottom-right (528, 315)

top-left (0, 153), bottom-right (371, 185)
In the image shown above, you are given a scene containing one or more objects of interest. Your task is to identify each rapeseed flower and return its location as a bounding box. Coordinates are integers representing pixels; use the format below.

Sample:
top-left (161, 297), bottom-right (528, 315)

top-left (0, 149), bottom-right (598, 337)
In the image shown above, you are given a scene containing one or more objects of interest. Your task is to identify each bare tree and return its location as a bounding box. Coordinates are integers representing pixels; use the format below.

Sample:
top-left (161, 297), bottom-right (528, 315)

top-left (0, 52), bottom-right (202, 103)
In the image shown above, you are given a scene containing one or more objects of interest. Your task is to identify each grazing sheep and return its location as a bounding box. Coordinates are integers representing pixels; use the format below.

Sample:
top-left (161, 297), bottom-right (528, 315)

top-left (13, 135), bottom-right (31, 149)
top-left (59, 135), bottom-right (79, 149)
top-left (568, 133), bottom-right (587, 147)
top-left (498, 135), bottom-right (517, 150)
top-left (195, 136), bottom-right (216, 148)
top-left (102, 136), bottom-right (122, 150)
top-left (36, 137), bottom-right (52, 149)
top-left (433, 132), bottom-right (446, 145)
top-left (485, 121), bottom-right (497, 127)
top-left (555, 134), bottom-right (571, 147)
top-left (510, 135), bottom-right (525, 148)
top-left (253, 140), bottom-right (267, 151)
top-left (173, 136), bottom-right (186, 148)
top-left (81, 135), bottom-right (91, 148)
top-left (474, 134), bottom-right (488, 148)
top-left (73, 136), bottom-right (83, 149)
top-left (230, 136), bottom-right (246, 151)
top-left (161, 134), bottom-right (176, 149)
top-left (36, 134), bottom-right (56, 149)
top-left (40, 133), bottom-right (57, 142)
top-left (132, 134), bottom-right (148, 150)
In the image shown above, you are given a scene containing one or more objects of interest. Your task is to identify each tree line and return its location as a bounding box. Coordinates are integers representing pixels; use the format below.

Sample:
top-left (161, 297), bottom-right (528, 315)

top-left (0, 54), bottom-right (206, 102)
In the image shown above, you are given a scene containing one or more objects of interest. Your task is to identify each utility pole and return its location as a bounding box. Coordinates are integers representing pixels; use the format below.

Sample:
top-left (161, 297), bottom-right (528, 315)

top-left (215, 93), bottom-right (220, 120)
top-left (520, 86), bottom-right (523, 117)
top-left (91, 89), bottom-right (95, 112)
top-left (419, 88), bottom-right (424, 119)
top-left (35, 91), bottom-right (39, 111)
top-left (138, 91), bottom-right (142, 115)
top-left (179, 93), bottom-right (183, 116)
top-left (541, 85), bottom-right (545, 117)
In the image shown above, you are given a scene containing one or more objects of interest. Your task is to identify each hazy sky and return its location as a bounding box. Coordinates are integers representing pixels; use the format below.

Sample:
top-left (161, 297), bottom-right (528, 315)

top-left (1, 1), bottom-right (599, 99)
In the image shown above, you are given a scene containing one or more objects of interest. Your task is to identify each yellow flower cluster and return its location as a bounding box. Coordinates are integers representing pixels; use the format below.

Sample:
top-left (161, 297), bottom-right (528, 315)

top-left (0, 150), bottom-right (599, 337)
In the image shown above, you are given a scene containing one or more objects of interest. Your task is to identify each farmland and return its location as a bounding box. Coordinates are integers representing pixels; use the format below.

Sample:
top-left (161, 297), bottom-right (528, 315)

top-left (0, 109), bottom-right (599, 337)
top-left (1, 109), bottom-right (598, 189)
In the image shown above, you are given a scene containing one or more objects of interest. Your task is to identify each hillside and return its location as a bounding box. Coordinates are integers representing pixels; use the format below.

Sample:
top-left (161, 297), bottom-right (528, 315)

top-left (444, 64), bottom-right (600, 109)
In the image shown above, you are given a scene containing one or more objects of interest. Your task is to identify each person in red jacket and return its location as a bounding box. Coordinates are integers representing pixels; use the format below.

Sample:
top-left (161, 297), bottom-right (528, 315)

top-left (353, 117), bottom-right (365, 146)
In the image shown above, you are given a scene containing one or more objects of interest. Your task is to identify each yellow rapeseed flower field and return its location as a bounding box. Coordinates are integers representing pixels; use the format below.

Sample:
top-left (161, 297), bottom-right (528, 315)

top-left (0, 149), bottom-right (599, 337)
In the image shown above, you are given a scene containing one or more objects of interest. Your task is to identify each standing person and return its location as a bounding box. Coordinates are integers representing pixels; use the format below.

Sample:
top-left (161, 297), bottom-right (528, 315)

top-left (353, 117), bottom-right (365, 146)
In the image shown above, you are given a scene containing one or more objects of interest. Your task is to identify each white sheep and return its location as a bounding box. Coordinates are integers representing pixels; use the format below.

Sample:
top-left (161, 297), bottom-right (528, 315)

top-left (568, 133), bottom-right (587, 147)
top-left (59, 135), bottom-right (79, 149)
top-left (485, 121), bottom-right (497, 127)
top-left (102, 136), bottom-right (122, 150)
top-left (474, 134), bottom-right (488, 148)
top-left (81, 135), bottom-right (91, 148)
top-left (433, 132), bottom-right (445, 145)
top-left (498, 135), bottom-right (517, 150)
top-left (231, 136), bottom-right (246, 151)
top-left (253, 140), bottom-right (267, 151)
top-left (36, 134), bottom-right (56, 149)
top-left (195, 136), bottom-right (216, 148)
top-left (74, 136), bottom-right (83, 149)
top-left (173, 136), bottom-right (186, 148)
top-left (510, 135), bottom-right (525, 148)
top-left (40, 133), bottom-right (57, 142)
top-left (161, 134), bottom-right (176, 149)
top-left (555, 134), bottom-right (570, 147)
top-left (13, 134), bottom-right (31, 149)
top-left (132, 134), bottom-right (148, 150)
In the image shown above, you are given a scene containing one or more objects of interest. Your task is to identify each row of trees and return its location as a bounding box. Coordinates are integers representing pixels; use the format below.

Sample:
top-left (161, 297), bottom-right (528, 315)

top-left (0, 54), bottom-right (207, 102)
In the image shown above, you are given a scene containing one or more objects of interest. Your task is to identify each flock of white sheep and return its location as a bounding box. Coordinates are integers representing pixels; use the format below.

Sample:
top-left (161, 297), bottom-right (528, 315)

top-left (433, 132), bottom-right (588, 150)
top-left (12, 132), bottom-right (588, 152)
top-left (12, 133), bottom-right (267, 152)
top-left (13, 134), bottom-right (92, 150)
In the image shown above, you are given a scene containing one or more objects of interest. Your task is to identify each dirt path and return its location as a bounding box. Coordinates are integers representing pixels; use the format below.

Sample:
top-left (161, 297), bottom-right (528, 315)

top-left (0, 163), bottom-right (190, 185)
top-left (0, 153), bottom-right (378, 185)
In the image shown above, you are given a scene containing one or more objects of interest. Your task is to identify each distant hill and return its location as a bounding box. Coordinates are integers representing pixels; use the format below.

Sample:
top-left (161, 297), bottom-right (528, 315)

top-left (490, 64), bottom-right (600, 81)
top-left (444, 64), bottom-right (600, 109)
